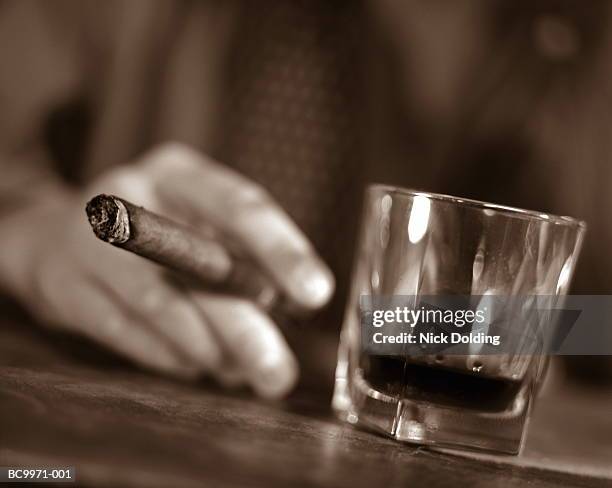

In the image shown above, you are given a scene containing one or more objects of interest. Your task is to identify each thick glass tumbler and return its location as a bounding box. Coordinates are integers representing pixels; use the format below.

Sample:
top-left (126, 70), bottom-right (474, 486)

top-left (332, 185), bottom-right (586, 454)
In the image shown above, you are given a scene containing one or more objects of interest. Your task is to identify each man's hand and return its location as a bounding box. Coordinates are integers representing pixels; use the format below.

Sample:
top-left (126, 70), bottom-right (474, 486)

top-left (1, 143), bottom-right (334, 399)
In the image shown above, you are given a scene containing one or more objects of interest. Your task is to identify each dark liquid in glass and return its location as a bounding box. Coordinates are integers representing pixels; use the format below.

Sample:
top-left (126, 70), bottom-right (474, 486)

top-left (362, 355), bottom-right (523, 413)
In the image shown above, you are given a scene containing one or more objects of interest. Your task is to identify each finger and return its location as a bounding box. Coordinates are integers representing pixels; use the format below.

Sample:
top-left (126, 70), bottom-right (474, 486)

top-left (215, 361), bottom-right (248, 388)
top-left (143, 144), bottom-right (335, 311)
top-left (190, 291), bottom-right (299, 399)
top-left (83, 250), bottom-right (223, 371)
top-left (45, 274), bottom-right (201, 379)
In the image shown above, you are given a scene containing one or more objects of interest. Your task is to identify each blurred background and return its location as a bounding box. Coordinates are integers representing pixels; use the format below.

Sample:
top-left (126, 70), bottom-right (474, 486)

top-left (2, 0), bottom-right (612, 394)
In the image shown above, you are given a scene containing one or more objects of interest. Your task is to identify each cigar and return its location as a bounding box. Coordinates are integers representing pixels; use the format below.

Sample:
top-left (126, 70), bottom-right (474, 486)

top-left (85, 194), bottom-right (280, 310)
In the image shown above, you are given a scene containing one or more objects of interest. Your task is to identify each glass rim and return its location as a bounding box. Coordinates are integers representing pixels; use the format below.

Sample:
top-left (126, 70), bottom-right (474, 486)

top-left (369, 184), bottom-right (587, 229)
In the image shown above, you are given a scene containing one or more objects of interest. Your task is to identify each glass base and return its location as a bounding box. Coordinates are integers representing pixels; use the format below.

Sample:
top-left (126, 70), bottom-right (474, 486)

top-left (332, 354), bottom-right (533, 455)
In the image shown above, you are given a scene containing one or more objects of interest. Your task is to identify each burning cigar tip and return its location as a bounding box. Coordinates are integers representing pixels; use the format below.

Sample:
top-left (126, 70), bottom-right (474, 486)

top-left (86, 194), bottom-right (131, 244)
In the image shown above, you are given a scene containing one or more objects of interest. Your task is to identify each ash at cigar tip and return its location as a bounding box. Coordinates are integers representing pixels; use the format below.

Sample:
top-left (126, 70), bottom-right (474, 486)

top-left (85, 194), bottom-right (131, 244)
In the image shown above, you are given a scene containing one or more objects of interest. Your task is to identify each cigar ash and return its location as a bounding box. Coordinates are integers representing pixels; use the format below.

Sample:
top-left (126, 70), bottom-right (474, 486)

top-left (86, 195), bottom-right (131, 244)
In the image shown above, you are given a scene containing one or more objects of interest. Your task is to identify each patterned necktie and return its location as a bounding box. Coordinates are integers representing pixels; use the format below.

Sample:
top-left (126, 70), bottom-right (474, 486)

top-left (216, 0), bottom-right (365, 327)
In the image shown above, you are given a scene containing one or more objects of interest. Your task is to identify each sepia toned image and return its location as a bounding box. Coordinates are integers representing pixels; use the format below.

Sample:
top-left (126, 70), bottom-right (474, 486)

top-left (0, 0), bottom-right (611, 486)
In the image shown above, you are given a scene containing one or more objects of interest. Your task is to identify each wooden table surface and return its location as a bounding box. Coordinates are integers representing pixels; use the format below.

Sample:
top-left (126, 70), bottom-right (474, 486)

top-left (1, 300), bottom-right (611, 488)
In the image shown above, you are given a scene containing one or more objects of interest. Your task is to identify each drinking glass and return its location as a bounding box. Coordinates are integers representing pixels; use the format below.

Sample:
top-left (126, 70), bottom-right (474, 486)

top-left (332, 184), bottom-right (586, 454)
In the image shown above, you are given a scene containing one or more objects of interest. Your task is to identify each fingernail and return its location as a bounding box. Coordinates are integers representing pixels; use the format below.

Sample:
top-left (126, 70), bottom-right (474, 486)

top-left (253, 354), bottom-right (299, 399)
top-left (290, 260), bottom-right (335, 310)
